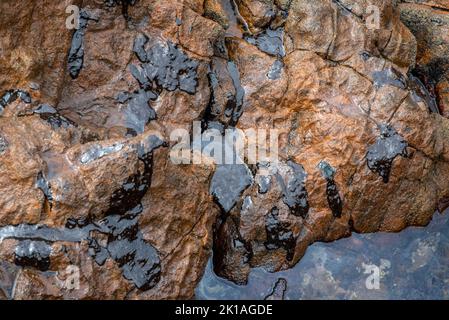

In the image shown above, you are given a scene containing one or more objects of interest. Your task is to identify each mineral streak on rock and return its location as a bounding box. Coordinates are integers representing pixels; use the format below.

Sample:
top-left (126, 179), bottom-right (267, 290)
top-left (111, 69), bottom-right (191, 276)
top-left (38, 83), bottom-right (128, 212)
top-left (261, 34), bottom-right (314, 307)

top-left (14, 240), bottom-right (52, 272)
top-left (264, 207), bottom-right (296, 261)
top-left (318, 161), bottom-right (343, 218)
top-left (279, 161), bottom-right (309, 219)
top-left (367, 125), bottom-right (409, 183)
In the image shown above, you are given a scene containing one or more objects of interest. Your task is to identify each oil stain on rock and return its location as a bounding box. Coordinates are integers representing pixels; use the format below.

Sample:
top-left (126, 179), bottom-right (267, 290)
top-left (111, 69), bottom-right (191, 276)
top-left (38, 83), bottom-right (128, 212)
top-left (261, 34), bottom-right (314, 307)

top-left (367, 125), bottom-right (408, 183)
top-left (67, 10), bottom-right (98, 79)
top-left (131, 37), bottom-right (200, 94)
top-left (264, 207), bottom-right (296, 261)
top-left (210, 164), bottom-right (253, 213)
top-left (0, 89), bottom-right (31, 115)
top-left (318, 161), bottom-right (343, 218)
top-left (278, 161), bottom-right (309, 218)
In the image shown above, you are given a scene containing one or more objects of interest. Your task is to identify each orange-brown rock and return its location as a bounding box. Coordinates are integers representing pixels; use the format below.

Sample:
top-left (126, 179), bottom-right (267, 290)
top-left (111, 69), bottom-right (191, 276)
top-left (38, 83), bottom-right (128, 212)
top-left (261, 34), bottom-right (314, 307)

top-left (1, 0), bottom-right (449, 298)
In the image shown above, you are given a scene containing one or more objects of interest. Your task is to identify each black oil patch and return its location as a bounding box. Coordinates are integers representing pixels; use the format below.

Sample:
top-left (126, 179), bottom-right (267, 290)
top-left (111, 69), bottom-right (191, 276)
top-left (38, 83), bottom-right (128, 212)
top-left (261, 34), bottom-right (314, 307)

top-left (88, 205), bottom-right (161, 291)
top-left (33, 104), bottom-right (77, 129)
top-left (318, 161), bottom-right (343, 218)
top-left (14, 240), bottom-right (51, 272)
top-left (131, 40), bottom-right (199, 94)
top-left (264, 207), bottom-right (296, 261)
top-left (245, 28), bottom-right (285, 58)
top-left (210, 164), bottom-right (253, 213)
top-left (67, 10), bottom-right (97, 79)
top-left (0, 89), bottom-right (32, 115)
top-left (279, 161), bottom-right (309, 219)
top-left (366, 124), bottom-right (408, 183)
top-left (408, 73), bottom-right (439, 114)
top-left (226, 61), bottom-right (245, 126)
top-left (106, 135), bottom-right (166, 216)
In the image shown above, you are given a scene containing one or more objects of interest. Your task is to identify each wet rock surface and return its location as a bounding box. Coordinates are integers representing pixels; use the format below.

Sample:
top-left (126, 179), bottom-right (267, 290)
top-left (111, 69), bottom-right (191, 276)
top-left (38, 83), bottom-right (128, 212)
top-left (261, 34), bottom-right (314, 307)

top-left (1, 0), bottom-right (449, 299)
top-left (197, 210), bottom-right (449, 300)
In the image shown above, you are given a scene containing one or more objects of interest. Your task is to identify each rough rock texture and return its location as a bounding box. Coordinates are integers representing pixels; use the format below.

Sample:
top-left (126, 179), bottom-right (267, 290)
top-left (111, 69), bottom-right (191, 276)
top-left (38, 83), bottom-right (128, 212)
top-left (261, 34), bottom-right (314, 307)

top-left (1, 0), bottom-right (449, 299)
top-left (399, 0), bottom-right (449, 116)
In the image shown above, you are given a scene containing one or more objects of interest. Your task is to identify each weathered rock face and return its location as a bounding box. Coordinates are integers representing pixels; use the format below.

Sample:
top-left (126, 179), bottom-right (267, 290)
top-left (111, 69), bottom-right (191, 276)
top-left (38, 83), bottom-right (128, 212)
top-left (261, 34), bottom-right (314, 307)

top-left (399, 0), bottom-right (449, 116)
top-left (1, 0), bottom-right (449, 299)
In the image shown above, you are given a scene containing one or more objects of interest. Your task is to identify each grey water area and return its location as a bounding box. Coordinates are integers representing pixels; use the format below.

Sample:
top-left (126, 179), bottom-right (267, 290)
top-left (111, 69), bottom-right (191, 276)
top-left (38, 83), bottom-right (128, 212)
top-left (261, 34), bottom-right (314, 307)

top-left (196, 210), bottom-right (449, 300)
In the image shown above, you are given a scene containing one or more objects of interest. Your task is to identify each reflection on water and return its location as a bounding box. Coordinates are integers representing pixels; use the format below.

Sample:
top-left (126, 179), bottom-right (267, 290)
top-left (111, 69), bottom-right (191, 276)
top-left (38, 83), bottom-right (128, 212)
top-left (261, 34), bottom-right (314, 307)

top-left (196, 211), bottom-right (449, 300)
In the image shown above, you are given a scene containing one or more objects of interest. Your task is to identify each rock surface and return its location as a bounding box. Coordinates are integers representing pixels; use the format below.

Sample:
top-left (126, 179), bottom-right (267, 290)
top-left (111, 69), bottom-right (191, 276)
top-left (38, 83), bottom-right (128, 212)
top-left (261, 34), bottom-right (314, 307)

top-left (1, 0), bottom-right (449, 299)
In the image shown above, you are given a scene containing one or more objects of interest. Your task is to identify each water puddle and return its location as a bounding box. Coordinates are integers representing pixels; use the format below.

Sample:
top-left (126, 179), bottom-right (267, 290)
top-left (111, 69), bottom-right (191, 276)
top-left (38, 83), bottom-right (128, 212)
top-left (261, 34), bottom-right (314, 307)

top-left (197, 210), bottom-right (449, 300)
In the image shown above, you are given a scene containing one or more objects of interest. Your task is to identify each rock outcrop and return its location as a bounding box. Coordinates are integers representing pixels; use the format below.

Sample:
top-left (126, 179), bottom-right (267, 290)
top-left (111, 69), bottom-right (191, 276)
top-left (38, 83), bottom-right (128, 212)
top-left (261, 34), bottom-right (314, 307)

top-left (1, 0), bottom-right (449, 298)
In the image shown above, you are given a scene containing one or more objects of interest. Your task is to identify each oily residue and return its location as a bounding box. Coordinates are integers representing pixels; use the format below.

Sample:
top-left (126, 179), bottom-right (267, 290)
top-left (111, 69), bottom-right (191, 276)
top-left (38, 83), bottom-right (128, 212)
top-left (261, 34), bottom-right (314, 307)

top-left (1, 206), bottom-right (161, 290)
top-left (372, 68), bottom-right (407, 90)
top-left (106, 135), bottom-right (165, 216)
top-left (87, 205), bottom-right (161, 290)
top-left (278, 161), bottom-right (309, 218)
top-left (104, 0), bottom-right (137, 20)
top-left (226, 61), bottom-right (245, 126)
top-left (131, 38), bottom-right (199, 94)
top-left (264, 207), bottom-right (296, 261)
top-left (408, 73), bottom-right (439, 114)
top-left (33, 104), bottom-right (77, 129)
top-left (318, 161), bottom-right (343, 218)
top-left (14, 240), bottom-right (52, 272)
top-left (366, 124), bottom-right (408, 183)
top-left (36, 172), bottom-right (53, 209)
top-left (257, 163), bottom-right (272, 194)
top-left (245, 28), bottom-right (285, 58)
top-left (0, 89), bottom-right (31, 115)
top-left (67, 10), bottom-right (97, 79)
top-left (210, 164), bottom-right (253, 213)
top-left (116, 89), bottom-right (157, 135)
top-left (0, 135), bottom-right (165, 290)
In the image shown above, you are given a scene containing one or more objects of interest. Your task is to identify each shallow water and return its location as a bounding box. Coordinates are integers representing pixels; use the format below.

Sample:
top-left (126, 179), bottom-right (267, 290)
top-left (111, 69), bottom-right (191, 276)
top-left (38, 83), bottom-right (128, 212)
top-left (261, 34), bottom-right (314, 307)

top-left (196, 211), bottom-right (449, 300)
